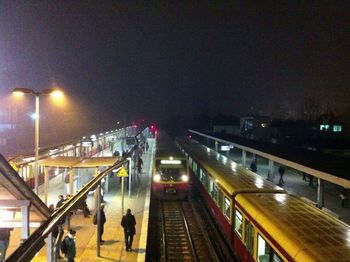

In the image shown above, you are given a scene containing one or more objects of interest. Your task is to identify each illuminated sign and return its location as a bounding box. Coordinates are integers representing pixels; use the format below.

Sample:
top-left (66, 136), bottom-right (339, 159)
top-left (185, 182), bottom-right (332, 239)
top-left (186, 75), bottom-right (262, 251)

top-left (82, 138), bottom-right (93, 147)
top-left (221, 145), bottom-right (233, 151)
top-left (160, 160), bottom-right (181, 165)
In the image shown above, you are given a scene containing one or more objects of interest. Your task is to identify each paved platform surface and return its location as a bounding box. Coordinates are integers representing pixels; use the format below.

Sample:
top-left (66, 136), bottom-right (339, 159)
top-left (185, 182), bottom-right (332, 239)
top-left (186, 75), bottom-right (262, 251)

top-left (6, 138), bottom-right (154, 262)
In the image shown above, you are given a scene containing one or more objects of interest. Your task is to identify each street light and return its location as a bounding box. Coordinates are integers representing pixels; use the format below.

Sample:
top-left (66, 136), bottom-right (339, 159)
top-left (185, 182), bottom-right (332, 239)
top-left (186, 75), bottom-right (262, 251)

top-left (12, 87), bottom-right (64, 195)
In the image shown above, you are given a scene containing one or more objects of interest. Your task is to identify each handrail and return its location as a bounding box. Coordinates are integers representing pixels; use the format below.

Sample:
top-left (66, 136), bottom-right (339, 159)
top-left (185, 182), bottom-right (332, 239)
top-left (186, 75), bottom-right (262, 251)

top-left (0, 154), bottom-right (50, 220)
top-left (5, 157), bottom-right (129, 261)
top-left (5, 143), bottom-right (138, 262)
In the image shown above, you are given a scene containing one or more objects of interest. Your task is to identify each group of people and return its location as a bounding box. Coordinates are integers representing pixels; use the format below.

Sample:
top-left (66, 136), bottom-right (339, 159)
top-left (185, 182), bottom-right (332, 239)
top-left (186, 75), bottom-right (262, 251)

top-left (52, 204), bottom-right (136, 262)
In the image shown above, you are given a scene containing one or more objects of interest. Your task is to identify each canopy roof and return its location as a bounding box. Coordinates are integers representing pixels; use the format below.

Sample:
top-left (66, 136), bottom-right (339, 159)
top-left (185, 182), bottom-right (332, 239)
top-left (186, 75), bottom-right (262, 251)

top-left (39, 156), bottom-right (119, 168)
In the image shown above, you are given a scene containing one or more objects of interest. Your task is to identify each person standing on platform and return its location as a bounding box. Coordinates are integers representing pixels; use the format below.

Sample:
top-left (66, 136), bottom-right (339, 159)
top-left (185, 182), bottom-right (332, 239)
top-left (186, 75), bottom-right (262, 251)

top-left (308, 174), bottom-right (314, 187)
top-left (121, 209), bottom-right (136, 252)
top-left (137, 157), bottom-right (143, 175)
top-left (56, 195), bottom-right (65, 208)
top-left (64, 173), bottom-right (70, 195)
top-left (63, 229), bottom-right (76, 262)
top-left (98, 204), bottom-right (106, 243)
top-left (250, 158), bottom-right (257, 172)
top-left (278, 166), bottom-right (285, 186)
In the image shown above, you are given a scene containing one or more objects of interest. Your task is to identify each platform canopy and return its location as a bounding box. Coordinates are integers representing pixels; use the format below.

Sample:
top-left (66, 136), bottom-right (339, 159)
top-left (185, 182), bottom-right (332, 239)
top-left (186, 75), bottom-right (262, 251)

top-left (39, 156), bottom-right (119, 168)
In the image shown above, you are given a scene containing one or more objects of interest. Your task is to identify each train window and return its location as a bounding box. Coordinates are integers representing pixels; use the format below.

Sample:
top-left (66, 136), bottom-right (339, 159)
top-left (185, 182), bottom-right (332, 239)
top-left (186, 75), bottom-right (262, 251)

top-left (209, 179), bottom-right (218, 202)
top-left (200, 171), bottom-right (207, 188)
top-left (200, 169), bottom-right (205, 179)
top-left (257, 234), bottom-right (283, 262)
top-left (193, 161), bottom-right (198, 174)
top-left (244, 220), bottom-right (254, 255)
top-left (189, 157), bottom-right (192, 168)
top-left (273, 253), bottom-right (283, 262)
top-left (224, 197), bottom-right (231, 219)
top-left (218, 191), bottom-right (223, 212)
top-left (234, 209), bottom-right (243, 238)
top-left (257, 234), bottom-right (271, 262)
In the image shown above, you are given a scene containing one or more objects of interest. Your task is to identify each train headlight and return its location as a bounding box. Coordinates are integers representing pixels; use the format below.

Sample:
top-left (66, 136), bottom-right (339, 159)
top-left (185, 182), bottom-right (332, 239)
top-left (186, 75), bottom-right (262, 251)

top-left (181, 175), bottom-right (189, 182)
top-left (153, 174), bottom-right (161, 182)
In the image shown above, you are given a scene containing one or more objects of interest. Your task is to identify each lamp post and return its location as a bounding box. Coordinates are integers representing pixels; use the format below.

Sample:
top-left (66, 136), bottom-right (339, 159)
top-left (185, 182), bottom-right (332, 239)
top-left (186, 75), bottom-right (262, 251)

top-left (13, 87), bottom-right (63, 195)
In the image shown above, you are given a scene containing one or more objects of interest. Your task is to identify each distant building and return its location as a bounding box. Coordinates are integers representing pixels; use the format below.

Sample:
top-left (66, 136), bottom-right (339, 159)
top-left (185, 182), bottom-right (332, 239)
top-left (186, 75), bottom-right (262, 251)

top-left (211, 115), bottom-right (240, 135)
top-left (240, 116), bottom-right (271, 141)
top-left (318, 112), bottom-right (344, 135)
top-left (0, 103), bottom-right (21, 155)
top-left (237, 113), bottom-right (348, 152)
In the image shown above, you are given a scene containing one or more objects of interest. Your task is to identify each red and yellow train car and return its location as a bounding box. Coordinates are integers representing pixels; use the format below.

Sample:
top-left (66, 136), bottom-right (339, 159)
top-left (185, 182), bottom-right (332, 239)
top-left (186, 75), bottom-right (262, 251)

top-left (152, 131), bottom-right (189, 199)
top-left (176, 137), bottom-right (350, 261)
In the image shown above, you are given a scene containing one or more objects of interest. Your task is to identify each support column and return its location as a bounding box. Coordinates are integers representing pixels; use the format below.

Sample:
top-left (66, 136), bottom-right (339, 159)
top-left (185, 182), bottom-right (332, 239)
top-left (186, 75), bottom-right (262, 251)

top-left (242, 150), bottom-right (247, 167)
top-left (128, 158), bottom-right (132, 198)
top-left (69, 167), bottom-right (74, 195)
top-left (105, 171), bottom-right (109, 193)
top-left (44, 166), bottom-right (49, 205)
top-left (96, 184), bottom-right (101, 257)
top-left (268, 160), bottom-right (274, 180)
top-left (47, 232), bottom-right (54, 262)
top-left (21, 205), bottom-right (29, 240)
top-left (94, 168), bottom-right (99, 211)
top-left (317, 178), bottom-right (325, 208)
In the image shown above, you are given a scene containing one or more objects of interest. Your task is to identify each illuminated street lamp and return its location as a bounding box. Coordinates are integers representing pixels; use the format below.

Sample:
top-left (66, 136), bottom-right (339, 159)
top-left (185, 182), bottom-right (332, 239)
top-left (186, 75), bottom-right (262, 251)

top-left (12, 87), bottom-right (64, 195)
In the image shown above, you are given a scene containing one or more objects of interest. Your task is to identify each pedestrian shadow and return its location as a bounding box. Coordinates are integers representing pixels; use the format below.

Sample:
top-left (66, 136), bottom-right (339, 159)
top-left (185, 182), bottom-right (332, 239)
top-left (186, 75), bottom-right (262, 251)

top-left (103, 240), bottom-right (120, 245)
top-left (133, 248), bottom-right (146, 253)
top-left (97, 256), bottom-right (117, 261)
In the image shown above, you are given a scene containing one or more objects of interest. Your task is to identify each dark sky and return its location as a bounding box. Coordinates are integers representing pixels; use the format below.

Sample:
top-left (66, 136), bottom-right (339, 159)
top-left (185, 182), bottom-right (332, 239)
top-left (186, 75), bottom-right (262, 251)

top-left (1, 1), bottom-right (350, 129)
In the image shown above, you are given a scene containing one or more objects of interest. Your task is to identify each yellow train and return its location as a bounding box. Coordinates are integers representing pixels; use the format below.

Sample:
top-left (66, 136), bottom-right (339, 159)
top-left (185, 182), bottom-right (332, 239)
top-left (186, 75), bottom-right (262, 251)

top-left (176, 136), bottom-right (350, 262)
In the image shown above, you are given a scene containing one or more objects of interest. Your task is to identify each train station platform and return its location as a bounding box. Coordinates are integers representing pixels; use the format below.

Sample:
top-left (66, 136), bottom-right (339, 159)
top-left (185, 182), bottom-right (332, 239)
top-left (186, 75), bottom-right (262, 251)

top-left (6, 139), bottom-right (155, 261)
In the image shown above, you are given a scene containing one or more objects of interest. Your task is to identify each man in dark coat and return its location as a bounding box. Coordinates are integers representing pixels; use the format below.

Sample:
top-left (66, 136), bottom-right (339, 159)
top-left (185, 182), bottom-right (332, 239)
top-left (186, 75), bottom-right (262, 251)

top-left (99, 204), bottom-right (106, 242)
top-left (250, 158), bottom-right (257, 172)
top-left (121, 209), bottom-right (136, 252)
top-left (56, 195), bottom-right (65, 208)
top-left (63, 229), bottom-right (76, 262)
top-left (278, 166), bottom-right (285, 186)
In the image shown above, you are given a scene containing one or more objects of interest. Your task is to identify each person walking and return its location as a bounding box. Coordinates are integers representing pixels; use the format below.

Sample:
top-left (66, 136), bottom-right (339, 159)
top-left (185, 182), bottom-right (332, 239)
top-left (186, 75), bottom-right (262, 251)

top-left (98, 204), bottom-right (106, 243)
top-left (62, 229), bottom-right (76, 262)
top-left (137, 157), bottom-right (143, 175)
top-left (250, 158), bottom-right (257, 172)
top-left (278, 166), bottom-right (285, 186)
top-left (121, 209), bottom-right (136, 252)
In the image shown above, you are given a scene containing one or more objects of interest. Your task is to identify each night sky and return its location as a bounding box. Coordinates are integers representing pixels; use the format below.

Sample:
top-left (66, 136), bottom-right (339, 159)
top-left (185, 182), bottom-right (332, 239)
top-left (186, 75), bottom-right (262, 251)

top-left (1, 2), bottom-right (350, 132)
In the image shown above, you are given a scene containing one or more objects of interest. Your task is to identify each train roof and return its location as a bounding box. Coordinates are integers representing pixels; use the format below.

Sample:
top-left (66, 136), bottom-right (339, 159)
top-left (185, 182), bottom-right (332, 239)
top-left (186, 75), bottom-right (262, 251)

top-left (236, 193), bottom-right (350, 261)
top-left (155, 131), bottom-right (186, 160)
top-left (176, 137), bottom-right (284, 196)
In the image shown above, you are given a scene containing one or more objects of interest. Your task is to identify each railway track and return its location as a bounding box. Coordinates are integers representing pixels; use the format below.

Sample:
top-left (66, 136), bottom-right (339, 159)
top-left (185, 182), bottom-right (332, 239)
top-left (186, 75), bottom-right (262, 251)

top-left (160, 200), bottom-right (217, 262)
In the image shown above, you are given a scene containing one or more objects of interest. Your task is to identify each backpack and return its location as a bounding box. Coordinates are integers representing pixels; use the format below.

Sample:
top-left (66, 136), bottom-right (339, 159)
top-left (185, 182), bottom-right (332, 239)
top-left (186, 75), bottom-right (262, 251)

top-left (61, 236), bottom-right (68, 254)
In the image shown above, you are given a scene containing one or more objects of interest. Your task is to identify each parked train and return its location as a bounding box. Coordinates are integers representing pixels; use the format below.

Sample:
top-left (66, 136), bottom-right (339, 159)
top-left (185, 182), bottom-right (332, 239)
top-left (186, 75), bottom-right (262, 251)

top-left (152, 131), bottom-right (189, 199)
top-left (176, 137), bottom-right (350, 262)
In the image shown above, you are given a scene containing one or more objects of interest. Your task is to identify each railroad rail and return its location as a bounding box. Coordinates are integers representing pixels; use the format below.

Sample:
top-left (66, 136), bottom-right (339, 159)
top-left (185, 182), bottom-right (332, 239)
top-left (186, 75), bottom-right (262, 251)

top-left (160, 200), bottom-right (218, 262)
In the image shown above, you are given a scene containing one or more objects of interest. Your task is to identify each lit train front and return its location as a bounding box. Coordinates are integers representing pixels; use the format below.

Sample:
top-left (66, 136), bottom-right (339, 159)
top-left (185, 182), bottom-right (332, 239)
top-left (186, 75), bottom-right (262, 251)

top-left (152, 157), bottom-right (189, 199)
